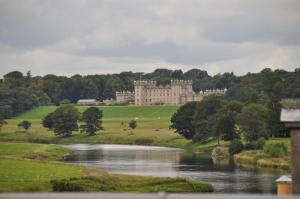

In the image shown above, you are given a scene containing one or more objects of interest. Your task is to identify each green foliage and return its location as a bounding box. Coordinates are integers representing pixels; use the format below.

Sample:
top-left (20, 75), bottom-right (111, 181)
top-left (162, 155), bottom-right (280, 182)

top-left (257, 137), bottom-right (266, 149)
top-left (35, 90), bottom-right (51, 106)
top-left (129, 120), bottom-right (137, 130)
top-left (18, 120), bottom-right (31, 131)
top-left (60, 99), bottom-right (71, 105)
top-left (42, 112), bottom-right (54, 130)
top-left (213, 101), bottom-right (242, 143)
top-left (263, 142), bottom-right (288, 157)
top-left (52, 105), bottom-right (79, 136)
top-left (237, 103), bottom-right (269, 142)
top-left (170, 102), bottom-right (198, 139)
top-left (229, 139), bottom-right (244, 155)
top-left (80, 107), bottom-right (103, 135)
top-left (193, 96), bottom-right (224, 142)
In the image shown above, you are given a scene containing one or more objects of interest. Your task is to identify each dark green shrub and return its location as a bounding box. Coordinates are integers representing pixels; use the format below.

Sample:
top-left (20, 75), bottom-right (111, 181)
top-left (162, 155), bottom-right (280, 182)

top-left (263, 142), bottom-right (288, 157)
top-left (50, 179), bottom-right (84, 192)
top-left (229, 139), bottom-right (244, 155)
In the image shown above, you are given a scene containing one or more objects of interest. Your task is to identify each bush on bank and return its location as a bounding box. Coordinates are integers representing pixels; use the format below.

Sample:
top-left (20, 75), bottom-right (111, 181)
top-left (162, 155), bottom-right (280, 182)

top-left (263, 142), bottom-right (288, 157)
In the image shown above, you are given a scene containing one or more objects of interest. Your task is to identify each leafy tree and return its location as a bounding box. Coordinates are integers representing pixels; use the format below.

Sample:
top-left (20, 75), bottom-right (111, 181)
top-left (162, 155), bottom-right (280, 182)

top-left (51, 105), bottom-right (79, 136)
top-left (213, 100), bottom-right (243, 144)
top-left (35, 90), bottom-right (51, 105)
top-left (80, 107), bottom-right (103, 135)
top-left (237, 103), bottom-right (269, 142)
top-left (3, 71), bottom-right (24, 88)
top-left (42, 112), bottom-right (54, 130)
top-left (193, 96), bottom-right (225, 142)
top-left (171, 70), bottom-right (183, 79)
top-left (170, 102), bottom-right (198, 139)
top-left (214, 111), bottom-right (236, 145)
top-left (129, 120), bottom-right (137, 130)
top-left (18, 120), bottom-right (31, 131)
top-left (4, 71), bottom-right (23, 79)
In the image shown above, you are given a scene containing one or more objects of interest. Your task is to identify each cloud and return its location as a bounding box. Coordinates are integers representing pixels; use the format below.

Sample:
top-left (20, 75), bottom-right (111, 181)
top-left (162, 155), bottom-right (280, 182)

top-left (0, 0), bottom-right (299, 77)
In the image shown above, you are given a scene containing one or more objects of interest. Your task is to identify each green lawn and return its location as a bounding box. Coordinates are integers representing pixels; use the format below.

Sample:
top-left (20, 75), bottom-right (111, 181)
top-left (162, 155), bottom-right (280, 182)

top-left (1, 105), bottom-right (191, 148)
top-left (13, 105), bottom-right (180, 120)
top-left (0, 142), bottom-right (213, 192)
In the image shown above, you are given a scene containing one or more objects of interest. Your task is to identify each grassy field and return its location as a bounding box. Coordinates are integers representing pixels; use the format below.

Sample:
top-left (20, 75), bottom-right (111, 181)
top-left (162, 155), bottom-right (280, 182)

top-left (0, 105), bottom-right (191, 148)
top-left (0, 105), bottom-right (291, 152)
top-left (0, 142), bottom-right (213, 192)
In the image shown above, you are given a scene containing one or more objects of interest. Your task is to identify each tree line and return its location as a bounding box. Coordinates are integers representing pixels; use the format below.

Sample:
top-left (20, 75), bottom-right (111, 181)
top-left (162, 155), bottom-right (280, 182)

top-left (0, 68), bottom-right (299, 124)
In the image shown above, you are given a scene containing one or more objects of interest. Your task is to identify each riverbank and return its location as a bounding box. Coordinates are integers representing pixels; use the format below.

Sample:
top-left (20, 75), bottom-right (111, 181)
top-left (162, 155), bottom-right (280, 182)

top-left (0, 142), bottom-right (213, 192)
top-left (234, 150), bottom-right (291, 171)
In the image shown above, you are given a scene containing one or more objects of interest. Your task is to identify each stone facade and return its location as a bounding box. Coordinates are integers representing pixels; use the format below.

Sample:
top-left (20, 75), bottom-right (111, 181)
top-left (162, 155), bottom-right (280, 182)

top-left (116, 80), bottom-right (227, 105)
top-left (115, 91), bottom-right (135, 104)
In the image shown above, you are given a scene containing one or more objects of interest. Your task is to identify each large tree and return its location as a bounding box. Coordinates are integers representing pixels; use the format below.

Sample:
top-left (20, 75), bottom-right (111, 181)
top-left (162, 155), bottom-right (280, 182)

top-left (193, 95), bottom-right (225, 142)
top-left (52, 105), bottom-right (79, 136)
top-left (80, 107), bottom-right (103, 135)
top-left (237, 103), bottom-right (269, 142)
top-left (213, 100), bottom-right (243, 144)
top-left (170, 102), bottom-right (199, 139)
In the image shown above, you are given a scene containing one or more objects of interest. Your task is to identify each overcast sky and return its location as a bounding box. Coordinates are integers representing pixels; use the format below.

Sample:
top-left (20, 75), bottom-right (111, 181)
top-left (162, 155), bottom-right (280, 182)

top-left (0, 0), bottom-right (300, 77)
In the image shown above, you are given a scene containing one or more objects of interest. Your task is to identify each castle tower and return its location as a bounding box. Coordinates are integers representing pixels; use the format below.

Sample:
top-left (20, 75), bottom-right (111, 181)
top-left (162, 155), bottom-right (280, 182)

top-left (171, 80), bottom-right (193, 104)
top-left (134, 81), bottom-right (144, 105)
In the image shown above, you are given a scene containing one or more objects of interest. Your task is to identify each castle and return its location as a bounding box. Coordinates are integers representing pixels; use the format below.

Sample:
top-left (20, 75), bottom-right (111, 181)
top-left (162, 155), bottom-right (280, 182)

top-left (116, 80), bottom-right (227, 105)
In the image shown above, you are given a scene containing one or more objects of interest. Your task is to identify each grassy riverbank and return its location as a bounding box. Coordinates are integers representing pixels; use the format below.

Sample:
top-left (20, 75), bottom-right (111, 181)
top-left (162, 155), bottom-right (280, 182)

top-left (0, 142), bottom-right (213, 192)
top-left (233, 138), bottom-right (291, 171)
top-left (234, 150), bottom-right (291, 170)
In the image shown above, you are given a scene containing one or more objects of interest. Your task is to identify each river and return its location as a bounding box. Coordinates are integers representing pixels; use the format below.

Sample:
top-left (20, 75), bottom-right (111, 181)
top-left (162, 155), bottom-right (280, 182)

top-left (63, 144), bottom-right (288, 193)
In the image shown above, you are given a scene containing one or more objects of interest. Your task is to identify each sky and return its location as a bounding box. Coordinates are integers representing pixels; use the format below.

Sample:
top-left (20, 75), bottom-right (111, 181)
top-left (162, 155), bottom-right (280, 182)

top-left (0, 0), bottom-right (300, 77)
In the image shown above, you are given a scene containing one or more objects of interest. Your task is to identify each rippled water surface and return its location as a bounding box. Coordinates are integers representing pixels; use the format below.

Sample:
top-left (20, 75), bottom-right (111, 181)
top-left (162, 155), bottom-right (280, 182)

top-left (63, 144), bottom-right (287, 193)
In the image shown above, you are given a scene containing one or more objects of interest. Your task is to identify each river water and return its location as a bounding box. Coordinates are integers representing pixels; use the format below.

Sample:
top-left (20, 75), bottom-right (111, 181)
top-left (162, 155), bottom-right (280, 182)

top-left (63, 144), bottom-right (288, 193)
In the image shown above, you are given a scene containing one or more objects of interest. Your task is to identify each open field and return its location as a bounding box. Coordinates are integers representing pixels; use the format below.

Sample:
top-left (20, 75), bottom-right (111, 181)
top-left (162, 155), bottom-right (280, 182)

top-left (0, 142), bottom-right (213, 192)
top-left (0, 105), bottom-right (191, 148)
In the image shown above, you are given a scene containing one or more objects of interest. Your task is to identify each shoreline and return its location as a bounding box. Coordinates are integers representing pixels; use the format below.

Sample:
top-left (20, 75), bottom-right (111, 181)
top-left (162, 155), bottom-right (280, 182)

top-left (0, 142), bottom-right (213, 193)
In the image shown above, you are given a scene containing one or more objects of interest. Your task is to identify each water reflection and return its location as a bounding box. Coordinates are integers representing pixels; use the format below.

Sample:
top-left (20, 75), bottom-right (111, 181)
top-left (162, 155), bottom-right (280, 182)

top-left (63, 144), bottom-right (287, 193)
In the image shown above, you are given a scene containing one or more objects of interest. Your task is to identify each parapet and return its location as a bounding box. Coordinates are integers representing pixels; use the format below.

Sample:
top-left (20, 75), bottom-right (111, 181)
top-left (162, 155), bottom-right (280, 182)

top-left (171, 80), bottom-right (193, 85)
top-left (134, 80), bottom-right (156, 86)
top-left (198, 88), bottom-right (227, 95)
